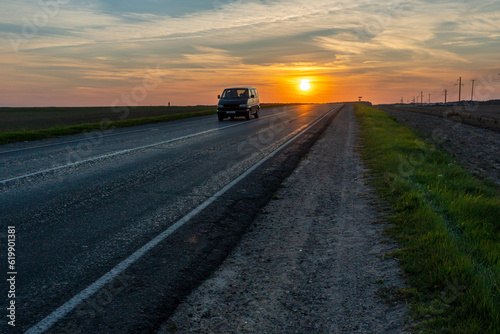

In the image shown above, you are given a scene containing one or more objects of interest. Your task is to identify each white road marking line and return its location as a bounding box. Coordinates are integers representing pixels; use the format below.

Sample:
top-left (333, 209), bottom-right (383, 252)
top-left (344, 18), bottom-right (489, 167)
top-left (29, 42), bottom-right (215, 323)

top-left (0, 116), bottom-right (215, 155)
top-left (0, 127), bottom-right (159, 155)
top-left (0, 115), bottom-right (276, 185)
top-left (0, 110), bottom-right (301, 185)
top-left (0, 105), bottom-right (294, 155)
top-left (25, 105), bottom-right (341, 334)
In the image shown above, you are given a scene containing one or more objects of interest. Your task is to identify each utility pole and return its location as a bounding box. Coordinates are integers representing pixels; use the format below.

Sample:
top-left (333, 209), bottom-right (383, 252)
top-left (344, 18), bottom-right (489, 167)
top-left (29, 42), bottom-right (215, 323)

top-left (459, 77), bottom-right (462, 103)
top-left (420, 91), bottom-right (423, 106)
top-left (455, 77), bottom-right (463, 104)
top-left (429, 93), bottom-right (431, 104)
top-left (444, 89), bottom-right (447, 106)
top-left (470, 80), bottom-right (475, 105)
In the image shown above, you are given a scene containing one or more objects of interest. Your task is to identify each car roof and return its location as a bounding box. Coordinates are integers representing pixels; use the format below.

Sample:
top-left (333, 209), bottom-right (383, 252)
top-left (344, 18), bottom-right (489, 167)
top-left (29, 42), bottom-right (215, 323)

top-left (223, 87), bottom-right (257, 90)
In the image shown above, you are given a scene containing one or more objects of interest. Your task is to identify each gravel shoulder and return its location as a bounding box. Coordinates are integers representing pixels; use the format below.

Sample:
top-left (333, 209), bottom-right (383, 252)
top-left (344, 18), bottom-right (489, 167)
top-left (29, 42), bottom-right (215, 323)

top-left (379, 106), bottom-right (500, 187)
top-left (159, 105), bottom-right (409, 333)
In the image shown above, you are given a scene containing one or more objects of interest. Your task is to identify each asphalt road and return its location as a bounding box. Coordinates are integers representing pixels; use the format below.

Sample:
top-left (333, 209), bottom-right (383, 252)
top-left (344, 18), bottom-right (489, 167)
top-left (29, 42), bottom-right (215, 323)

top-left (0, 103), bottom-right (343, 333)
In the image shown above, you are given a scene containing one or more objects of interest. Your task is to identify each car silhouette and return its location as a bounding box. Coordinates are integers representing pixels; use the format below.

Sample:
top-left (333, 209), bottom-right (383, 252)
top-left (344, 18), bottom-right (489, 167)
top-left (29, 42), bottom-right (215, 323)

top-left (217, 87), bottom-right (260, 121)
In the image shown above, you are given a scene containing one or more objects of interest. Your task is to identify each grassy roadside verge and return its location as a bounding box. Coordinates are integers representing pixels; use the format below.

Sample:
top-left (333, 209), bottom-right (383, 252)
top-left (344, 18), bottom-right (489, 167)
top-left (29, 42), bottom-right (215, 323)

top-left (354, 104), bottom-right (499, 333)
top-left (0, 109), bottom-right (216, 146)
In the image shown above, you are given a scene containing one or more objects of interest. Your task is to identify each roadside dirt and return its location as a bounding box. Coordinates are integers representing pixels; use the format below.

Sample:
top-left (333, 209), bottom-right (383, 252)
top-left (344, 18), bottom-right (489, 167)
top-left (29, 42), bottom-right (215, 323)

top-left (158, 105), bottom-right (409, 333)
top-left (379, 106), bottom-right (500, 187)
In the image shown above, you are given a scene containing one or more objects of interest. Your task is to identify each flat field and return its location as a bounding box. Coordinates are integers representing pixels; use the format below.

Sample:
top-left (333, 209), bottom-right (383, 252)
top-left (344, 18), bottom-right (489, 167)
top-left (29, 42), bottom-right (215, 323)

top-left (0, 106), bottom-right (216, 133)
top-left (382, 104), bottom-right (500, 120)
top-left (472, 104), bottom-right (500, 118)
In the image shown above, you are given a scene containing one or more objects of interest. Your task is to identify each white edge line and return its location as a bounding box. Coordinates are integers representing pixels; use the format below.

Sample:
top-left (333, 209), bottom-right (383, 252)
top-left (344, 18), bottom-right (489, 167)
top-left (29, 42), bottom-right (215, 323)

top-left (0, 126), bottom-right (160, 155)
top-left (0, 105), bottom-right (293, 155)
top-left (0, 116), bottom-right (215, 155)
top-left (0, 111), bottom-right (297, 185)
top-left (25, 106), bottom-right (341, 334)
top-left (0, 120), bottom-right (255, 185)
top-left (1, 113), bottom-right (284, 185)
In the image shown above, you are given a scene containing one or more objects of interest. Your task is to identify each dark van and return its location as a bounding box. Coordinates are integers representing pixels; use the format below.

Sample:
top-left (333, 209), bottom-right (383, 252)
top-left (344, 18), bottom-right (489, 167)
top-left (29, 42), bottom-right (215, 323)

top-left (217, 87), bottom-right (260, 121)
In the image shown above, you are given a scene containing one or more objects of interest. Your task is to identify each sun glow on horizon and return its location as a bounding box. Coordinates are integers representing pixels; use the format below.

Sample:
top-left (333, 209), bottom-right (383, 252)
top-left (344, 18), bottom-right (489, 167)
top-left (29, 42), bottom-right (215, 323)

top-left (300, 79), bottom-right (311, 91)
top-left (1, 1), bottom-right (499, 107)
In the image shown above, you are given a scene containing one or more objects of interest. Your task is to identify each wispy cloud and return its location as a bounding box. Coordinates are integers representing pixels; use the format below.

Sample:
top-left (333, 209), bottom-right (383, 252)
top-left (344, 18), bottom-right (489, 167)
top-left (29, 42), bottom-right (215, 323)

top-left (1, 0), bottom-right (499, 105)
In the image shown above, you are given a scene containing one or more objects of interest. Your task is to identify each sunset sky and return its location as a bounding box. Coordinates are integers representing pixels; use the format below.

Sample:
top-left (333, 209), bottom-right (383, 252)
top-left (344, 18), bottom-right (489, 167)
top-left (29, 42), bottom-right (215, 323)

top-left (1, 0), bottom-right (499, 106)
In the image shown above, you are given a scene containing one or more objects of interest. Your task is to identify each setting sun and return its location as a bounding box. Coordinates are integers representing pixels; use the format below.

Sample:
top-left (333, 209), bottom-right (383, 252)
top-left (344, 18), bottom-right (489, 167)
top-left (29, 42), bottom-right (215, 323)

top-left (300, 79), bottom-right (311, 91)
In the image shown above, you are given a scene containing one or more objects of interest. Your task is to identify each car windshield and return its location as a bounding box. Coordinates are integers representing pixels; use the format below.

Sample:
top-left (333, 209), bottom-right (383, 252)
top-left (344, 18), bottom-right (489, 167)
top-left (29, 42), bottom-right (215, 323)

top-left (222, 89), bottom-right (249, 100)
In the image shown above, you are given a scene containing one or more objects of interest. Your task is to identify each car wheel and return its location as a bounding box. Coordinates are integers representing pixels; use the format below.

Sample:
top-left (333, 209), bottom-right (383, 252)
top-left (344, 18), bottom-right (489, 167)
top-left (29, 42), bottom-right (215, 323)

top-left (245, 111), bottom-right (250, 120)
top-left (218, 116), bottom-right (224, 121)
top-left (254, 111), bottom-right (259, 119)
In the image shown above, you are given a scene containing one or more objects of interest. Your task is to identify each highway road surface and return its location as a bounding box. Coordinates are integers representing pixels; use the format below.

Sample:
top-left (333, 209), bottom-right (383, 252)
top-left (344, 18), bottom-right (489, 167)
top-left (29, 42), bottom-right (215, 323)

top-left (0, 104), bottom-right (344, 333)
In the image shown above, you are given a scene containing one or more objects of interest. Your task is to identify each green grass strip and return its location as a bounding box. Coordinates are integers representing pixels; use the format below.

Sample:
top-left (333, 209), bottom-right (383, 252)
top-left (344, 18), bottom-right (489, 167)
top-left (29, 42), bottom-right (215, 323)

top-left (354, 104), bottom-right (499, 333)
top-left (0, 109), bottom-right (216, 146)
